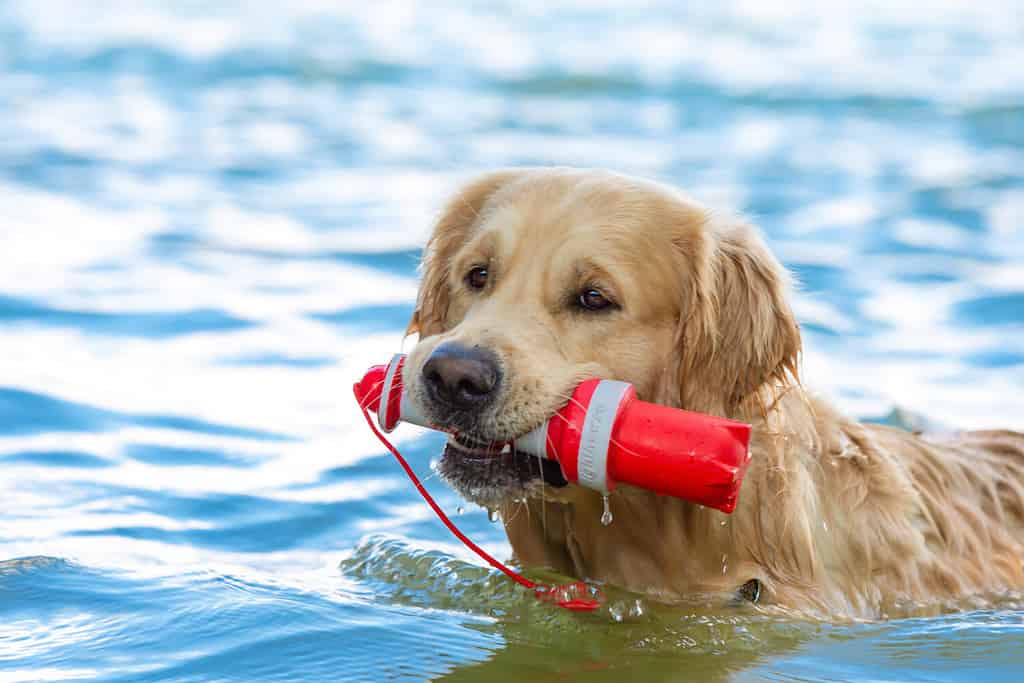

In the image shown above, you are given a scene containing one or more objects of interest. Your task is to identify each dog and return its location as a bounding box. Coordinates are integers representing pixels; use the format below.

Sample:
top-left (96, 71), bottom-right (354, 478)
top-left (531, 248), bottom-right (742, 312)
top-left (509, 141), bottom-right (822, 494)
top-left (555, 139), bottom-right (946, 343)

top-left (401, 168), bottom-right (1024, 618)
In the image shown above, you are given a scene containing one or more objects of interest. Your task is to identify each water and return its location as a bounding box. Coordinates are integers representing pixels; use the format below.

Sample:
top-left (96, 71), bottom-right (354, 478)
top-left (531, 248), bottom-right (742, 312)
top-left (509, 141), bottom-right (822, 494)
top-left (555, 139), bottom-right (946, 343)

top-left (1, 1), bottom-right (1023, 680)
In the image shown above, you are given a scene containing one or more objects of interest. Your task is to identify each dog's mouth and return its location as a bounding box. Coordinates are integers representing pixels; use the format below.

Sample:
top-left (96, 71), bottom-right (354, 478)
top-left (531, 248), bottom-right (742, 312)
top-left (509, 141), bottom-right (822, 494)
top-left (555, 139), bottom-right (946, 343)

top-left (445, 433), bottom-right (510, 457)
top-left (436, 432), bottom-right (569, 509)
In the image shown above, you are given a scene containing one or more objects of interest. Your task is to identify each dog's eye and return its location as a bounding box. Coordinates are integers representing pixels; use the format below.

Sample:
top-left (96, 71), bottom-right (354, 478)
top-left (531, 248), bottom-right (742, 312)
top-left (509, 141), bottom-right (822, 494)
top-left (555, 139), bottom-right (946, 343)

top-left (577, 288), bottom-right (613, 311)
top-left (466, 266), bottom-right (489, 290)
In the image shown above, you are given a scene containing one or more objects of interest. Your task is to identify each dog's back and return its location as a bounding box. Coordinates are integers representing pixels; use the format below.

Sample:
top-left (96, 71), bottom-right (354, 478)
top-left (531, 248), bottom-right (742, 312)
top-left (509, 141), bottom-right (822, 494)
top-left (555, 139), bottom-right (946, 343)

top-left (789, 396), bottom-right (1024, 615)
top-left (860, 424), bottom-right (1024, 606)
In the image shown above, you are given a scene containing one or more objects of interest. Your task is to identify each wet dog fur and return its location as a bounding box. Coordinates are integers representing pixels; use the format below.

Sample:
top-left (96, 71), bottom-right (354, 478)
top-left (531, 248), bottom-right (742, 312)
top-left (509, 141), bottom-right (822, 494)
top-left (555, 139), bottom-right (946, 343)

top-left (402, 168), bottom-right (1024, 618)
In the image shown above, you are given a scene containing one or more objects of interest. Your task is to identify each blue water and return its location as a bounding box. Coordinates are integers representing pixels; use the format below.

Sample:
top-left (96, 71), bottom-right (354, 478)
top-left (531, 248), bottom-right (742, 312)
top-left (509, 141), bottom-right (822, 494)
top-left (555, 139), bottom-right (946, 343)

top-left (1, 2), bottom-right (1023, 681)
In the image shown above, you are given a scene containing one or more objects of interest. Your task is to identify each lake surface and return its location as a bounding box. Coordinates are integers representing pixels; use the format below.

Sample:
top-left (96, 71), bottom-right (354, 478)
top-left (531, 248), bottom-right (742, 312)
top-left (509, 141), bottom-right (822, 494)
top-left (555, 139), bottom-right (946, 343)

top-left (1, 2), bottom-right (1023, 681)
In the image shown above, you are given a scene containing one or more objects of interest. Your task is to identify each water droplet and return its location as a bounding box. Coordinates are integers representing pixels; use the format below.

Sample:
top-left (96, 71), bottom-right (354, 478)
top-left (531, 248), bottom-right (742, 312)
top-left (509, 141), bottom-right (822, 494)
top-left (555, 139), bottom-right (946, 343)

top-left (456, 506), bottom-right (464, 515)
top-left (822, 520), bottom-right (829, 532)
top-left (488, 508), bottom-right (500, 523)
top-left (600, 494), bottom-right (613, 526)
top-left (721, 554), bottom-right (729, 574)
top-left (720, 520), bottom-right (728, 527)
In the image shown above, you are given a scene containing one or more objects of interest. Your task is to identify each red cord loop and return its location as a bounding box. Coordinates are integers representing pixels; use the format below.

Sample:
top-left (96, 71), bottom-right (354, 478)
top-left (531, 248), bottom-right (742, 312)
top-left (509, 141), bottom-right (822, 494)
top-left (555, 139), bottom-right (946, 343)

top-left (354, 384), bottom-right (602, 612)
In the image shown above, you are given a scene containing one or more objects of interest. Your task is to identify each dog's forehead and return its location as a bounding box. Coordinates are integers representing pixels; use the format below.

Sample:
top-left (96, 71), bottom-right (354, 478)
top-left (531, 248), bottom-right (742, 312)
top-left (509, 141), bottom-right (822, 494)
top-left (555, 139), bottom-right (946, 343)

top-left (479, 192), bottom-right (671, 250)
top-left (479, 192), bottom-right (682, 260)
top-left (467, 196), bottom-right (686, 313)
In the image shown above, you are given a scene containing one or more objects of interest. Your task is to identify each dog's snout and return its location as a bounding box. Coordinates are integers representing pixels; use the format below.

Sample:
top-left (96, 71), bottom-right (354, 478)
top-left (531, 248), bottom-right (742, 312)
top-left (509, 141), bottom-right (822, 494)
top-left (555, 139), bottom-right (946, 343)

top-left (422, 343), bottom-right (501, 409)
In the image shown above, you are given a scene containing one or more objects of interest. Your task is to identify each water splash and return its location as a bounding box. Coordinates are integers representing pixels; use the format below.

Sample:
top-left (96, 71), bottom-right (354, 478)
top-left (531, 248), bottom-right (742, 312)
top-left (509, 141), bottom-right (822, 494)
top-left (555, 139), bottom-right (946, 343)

top-left (601, 493), bottom-right (613, 526)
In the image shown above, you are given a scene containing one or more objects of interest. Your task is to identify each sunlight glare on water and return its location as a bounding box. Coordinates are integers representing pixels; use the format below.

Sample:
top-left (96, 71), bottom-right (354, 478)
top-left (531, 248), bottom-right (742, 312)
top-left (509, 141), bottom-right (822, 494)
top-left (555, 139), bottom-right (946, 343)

top-left (1, 1), bottom-right (1023, 681)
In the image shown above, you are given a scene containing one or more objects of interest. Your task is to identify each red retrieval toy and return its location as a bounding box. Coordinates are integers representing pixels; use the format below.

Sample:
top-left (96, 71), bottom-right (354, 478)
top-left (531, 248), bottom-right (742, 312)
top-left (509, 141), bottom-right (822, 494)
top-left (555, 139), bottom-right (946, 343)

top-left (354, 354), bottom-right (753, 513)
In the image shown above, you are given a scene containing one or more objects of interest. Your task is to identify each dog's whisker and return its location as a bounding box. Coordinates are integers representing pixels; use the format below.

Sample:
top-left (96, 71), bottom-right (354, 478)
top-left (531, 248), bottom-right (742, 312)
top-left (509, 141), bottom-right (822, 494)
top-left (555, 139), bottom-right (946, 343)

top-left (502, 499), bottom-right (526, 527)
top-left (550, 389), bottom-right (646, 459)
top-left (357, 379), bottom-right (386, 411)
top-left (532, 316), bottom-right (570, 361)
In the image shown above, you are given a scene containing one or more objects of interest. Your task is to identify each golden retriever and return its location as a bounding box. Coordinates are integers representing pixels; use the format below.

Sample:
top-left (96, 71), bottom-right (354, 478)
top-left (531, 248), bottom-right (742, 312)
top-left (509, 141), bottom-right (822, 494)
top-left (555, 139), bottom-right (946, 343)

top-left (401, 167), bottom-right (1024, 618)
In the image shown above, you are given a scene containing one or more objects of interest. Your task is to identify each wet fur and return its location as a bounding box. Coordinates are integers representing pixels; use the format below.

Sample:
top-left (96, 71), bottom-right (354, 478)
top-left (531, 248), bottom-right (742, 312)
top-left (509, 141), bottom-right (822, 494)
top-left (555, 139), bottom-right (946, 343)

top-left (404, 168), bottom-right (1024, 618)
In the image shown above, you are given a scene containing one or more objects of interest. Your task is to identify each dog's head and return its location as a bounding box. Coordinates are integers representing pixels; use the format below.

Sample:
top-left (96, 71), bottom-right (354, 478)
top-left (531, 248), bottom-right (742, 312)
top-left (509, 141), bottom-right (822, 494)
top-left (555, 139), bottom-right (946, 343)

top-left (403, 169), bottom-right (800, 507)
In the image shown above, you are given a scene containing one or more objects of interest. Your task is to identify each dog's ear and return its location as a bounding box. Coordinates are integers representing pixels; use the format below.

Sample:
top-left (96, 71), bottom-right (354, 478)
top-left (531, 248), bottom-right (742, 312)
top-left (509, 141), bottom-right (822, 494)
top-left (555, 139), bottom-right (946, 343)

top-left (406, 170), bottom-right (524, 338)
top-left (674, 213), bottom-right (801, 416)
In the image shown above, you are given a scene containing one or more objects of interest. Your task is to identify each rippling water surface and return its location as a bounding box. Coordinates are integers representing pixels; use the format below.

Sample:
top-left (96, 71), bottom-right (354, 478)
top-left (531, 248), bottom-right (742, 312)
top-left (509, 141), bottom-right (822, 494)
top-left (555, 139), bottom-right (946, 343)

top-left (2, 2), bottom-right (1023, 681)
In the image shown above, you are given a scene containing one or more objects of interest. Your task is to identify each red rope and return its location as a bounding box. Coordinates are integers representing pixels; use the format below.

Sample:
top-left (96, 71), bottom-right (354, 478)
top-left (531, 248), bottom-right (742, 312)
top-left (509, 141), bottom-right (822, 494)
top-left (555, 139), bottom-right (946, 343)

top-left (354, 386), bottom-right (601, 612)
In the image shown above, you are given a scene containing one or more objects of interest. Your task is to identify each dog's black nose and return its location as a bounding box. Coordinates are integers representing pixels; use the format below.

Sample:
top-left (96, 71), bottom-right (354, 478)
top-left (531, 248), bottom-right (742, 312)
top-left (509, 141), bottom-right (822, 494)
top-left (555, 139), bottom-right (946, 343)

top-left (422, 343), bottom-right (501, 409)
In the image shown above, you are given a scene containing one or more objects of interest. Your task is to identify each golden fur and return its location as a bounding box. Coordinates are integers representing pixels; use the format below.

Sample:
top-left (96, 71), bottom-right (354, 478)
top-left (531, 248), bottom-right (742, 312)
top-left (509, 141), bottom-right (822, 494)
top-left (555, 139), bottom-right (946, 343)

top-left (403, 168), bottom-right (1024, 618)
